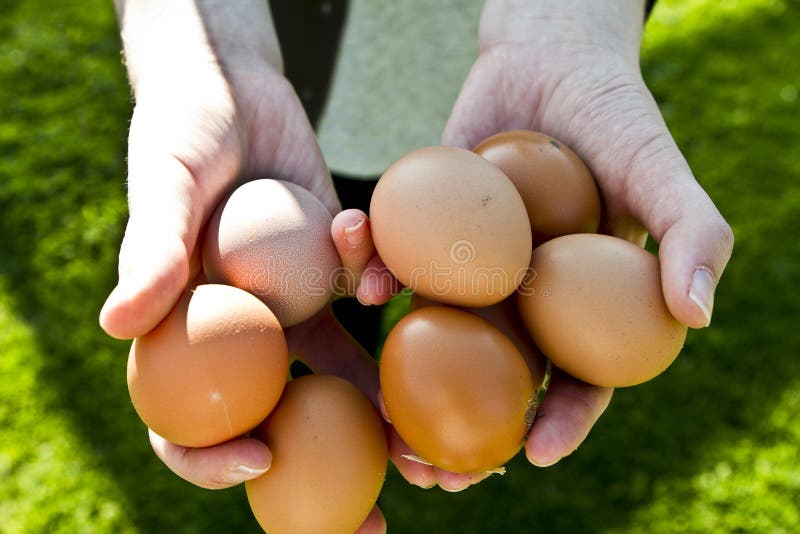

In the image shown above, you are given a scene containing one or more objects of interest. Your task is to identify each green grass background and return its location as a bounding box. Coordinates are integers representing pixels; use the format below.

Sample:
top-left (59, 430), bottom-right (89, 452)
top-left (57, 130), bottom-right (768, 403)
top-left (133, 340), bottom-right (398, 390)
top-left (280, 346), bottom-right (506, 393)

top-left (1, 0), bottom-right (798, 532)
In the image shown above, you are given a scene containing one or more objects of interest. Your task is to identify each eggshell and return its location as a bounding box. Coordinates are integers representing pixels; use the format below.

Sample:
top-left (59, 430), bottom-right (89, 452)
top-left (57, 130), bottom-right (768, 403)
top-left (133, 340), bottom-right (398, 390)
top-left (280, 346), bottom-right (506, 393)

top-left (370, 146), bottom-right (532, 307)
top-left (127, 284), bottom-right (289, 448)
top-left (246, 374), bottom-right (387, 534)
top-left (410, 293), bottom-right (547, 385)
top-left (380, 306), bottom-right (536, 473)
top-left (474, 130), bottom-right (601, 244)
top-left (203, 179), bottom-right (341, 327)
top-left (517, 234), bottom-right (687, 387)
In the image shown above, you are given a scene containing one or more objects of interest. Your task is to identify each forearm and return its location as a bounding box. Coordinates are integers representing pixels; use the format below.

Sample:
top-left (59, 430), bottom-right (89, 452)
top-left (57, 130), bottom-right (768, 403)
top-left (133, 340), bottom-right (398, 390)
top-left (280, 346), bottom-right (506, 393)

top-left (478, 0), bottom-right (647, 64)
top-left (114, 0), bottom-right (282, 96)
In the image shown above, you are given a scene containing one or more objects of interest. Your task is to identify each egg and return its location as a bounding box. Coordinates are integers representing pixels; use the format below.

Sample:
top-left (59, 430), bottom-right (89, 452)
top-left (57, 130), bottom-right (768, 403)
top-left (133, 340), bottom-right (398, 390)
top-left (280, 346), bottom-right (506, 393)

top-left (380, 306), bottom-right (536, 473)
top-left (410, 293), bottom-right (547, 385)
top-left (370, 146), bottom-right (532, 307)
top-left (473, 130), bottom-right (601, 245)
top-left (127, 284), bottom-right (289, 448)
top-left (517, 234), bottom-right (687, 387)
top-left (246, 374), bottom-right (387, 534)
top-left (203, 179), bottom-right (341, 327)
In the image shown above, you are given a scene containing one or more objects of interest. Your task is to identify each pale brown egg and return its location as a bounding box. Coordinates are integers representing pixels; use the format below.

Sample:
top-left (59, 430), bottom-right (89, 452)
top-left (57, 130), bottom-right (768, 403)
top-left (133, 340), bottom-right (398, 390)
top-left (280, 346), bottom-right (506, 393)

top-left (203, 179), bottom-right (341, 327)
top-left (127, 284), bottom-right (289, 448)
top-left (517, 234), bottom-right (687, 387)
top-left (370, 146), bottom-right (532, 307)
top-left (246, 374), bottom-right (387, 534)
top-left (380, 306), bottom-right (536, 473)
top-left (474, 130), bottom-right (601, 245)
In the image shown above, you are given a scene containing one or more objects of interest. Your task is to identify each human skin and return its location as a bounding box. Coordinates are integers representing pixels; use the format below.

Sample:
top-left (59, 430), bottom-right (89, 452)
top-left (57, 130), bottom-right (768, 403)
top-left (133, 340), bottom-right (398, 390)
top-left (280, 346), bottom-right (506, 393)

top-left (103, 1), bottom-right (391, 531)
top-left (101, 0), bottom-right (733, 519)
top-left (440, 0), bottom-right (733, 467)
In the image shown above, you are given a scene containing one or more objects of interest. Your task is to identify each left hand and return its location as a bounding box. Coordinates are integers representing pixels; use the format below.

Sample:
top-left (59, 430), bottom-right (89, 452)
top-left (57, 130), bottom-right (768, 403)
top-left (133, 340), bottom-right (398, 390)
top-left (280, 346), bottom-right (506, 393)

top-left (437, 0), bottom-right (733, 470)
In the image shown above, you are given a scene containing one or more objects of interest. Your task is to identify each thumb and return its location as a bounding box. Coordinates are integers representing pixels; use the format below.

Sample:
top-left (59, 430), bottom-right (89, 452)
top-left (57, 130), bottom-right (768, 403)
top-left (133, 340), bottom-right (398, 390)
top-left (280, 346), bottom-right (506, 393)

top-left (100, 94), bottom-right (241, 339)
top-left (99, 153), bottom-right (201, 339)
top-left (618, 130), bottom-right (734, 329)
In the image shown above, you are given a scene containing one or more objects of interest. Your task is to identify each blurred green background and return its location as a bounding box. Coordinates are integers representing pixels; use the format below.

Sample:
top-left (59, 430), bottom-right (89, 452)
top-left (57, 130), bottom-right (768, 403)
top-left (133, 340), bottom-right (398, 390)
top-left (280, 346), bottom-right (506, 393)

top-left (1, 0), bottom-right (798, 532)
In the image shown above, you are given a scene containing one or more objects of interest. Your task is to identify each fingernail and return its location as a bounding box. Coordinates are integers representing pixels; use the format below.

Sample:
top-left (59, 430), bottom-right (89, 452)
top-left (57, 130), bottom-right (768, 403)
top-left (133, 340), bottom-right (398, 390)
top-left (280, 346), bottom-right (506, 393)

top-left (527, 452), bottom-right (562, 468)
top-left (223, 464), bottom-right (269, 484)
top-left (355, 291), bottom-right (372, 307)
top-left (438, 483), bottom-right (469, 493)
top-left (344, 216), bottom-right (365, 247)
top-left (356, 269), bottom-right (380, 306)
top-left (689, 267), bottom-right (716, 327)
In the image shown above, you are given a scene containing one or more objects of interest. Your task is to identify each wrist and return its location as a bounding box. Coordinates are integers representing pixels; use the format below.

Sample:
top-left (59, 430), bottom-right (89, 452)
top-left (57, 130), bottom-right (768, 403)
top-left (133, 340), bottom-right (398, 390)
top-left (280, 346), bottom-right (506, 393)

top-left (115, 0), bottom-right (282, 96)
top-left (478, 0), bottom-right (646, 67)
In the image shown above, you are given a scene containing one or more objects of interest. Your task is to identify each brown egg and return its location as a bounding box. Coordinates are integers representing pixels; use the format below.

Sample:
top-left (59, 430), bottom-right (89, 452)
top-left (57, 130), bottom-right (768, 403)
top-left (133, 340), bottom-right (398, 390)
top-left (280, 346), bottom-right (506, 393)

top-left (474, 130), bottom-right (601, 245)
top-left (203, 179), bottom-right (341, 327)
top-left (246, 375), bottom-right (387, 534)
top-left (370, 146), bottom-right (532, 307)
top-left (517, 234), bottom-right (687, 387)
top-left (410, 293), bottom-right (547, 386)
top-left (127, 284), bottom-right (289, 448)
top-left (380, 306), bottom-right (536, 473)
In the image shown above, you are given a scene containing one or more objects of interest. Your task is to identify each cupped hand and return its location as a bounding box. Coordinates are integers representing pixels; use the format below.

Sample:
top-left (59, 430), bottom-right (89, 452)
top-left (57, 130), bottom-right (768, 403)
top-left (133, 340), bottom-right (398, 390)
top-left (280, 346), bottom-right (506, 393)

top-left (99, 60), bottom-right (340, 339)
top-left (99, 48), bottom-right (391, 530)
top-left (438, 5), bottom-right (733, 470)
top-left (117, 203), bottom-right (391, 532)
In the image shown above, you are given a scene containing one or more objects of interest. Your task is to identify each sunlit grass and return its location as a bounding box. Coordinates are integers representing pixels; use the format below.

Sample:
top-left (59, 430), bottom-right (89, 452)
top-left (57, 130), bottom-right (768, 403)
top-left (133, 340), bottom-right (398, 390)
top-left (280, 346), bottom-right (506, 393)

top-left (0, 0), bottom-right (798, 532)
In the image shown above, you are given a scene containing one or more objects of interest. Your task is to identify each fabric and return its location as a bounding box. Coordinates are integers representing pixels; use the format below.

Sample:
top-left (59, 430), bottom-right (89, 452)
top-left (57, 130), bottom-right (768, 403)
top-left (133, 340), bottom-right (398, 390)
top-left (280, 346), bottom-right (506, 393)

top-left (316, 0), bottom-right (482, 178)
top-left (309, 0), bottom-right (658, 179)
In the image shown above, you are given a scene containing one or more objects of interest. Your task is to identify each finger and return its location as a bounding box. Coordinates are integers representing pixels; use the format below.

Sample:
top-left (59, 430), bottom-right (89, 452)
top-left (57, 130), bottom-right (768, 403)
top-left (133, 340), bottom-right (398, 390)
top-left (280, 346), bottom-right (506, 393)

top-left (435, 469), bottom-right (491, 493)
top-left (99, 99), bottom-right (237, 339)
top-left (617, 132), bottom-right (734, 328)
top-left (355, 506), bottom-right (387, 534)
top-left (388, 427), bottom-right (437, 489)
top-left (98, 156), bottom-right (199, 339)
top-left (525, 369), bottom-right (613, 467)
top-left (149, 430), bottom-right (271, 490)
top-left (441, 55), bottom-right (510, 149)
top-left (571, 81), bottom-right (734, 329)
top-left (331, 209), bottom-right (375, 296)
top-left (357, 255), bottom-right (401, 306)
top-left (286, 308), bottom-right (380, 402)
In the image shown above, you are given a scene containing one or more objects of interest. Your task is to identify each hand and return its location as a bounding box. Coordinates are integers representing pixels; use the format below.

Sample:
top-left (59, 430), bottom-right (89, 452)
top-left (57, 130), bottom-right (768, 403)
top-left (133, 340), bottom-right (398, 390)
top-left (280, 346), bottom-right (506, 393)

top-left (101, 2), bottom-right (391, 531)
top-left (141, 212), bottom-right (390, 532)
top-left (439, 0), bottom-right (733, 468)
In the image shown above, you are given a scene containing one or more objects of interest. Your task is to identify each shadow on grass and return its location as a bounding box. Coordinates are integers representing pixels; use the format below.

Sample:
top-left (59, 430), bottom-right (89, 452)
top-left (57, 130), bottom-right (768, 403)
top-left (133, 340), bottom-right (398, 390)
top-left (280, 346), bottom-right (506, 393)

top-left (0, 2), bottom-right (258, 532)
top-left (0, 1), bottom-right (797, 533)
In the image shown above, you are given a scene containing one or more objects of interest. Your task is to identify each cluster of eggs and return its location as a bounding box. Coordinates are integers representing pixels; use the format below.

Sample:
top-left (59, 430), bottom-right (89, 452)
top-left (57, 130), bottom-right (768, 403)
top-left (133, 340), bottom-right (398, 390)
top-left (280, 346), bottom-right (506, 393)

top-left (126, 130), bottom-right (688, 533)
top-left (372, 131), bottom-right (688, 476)
top-left (127, 179), bottom-right (387, 533)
